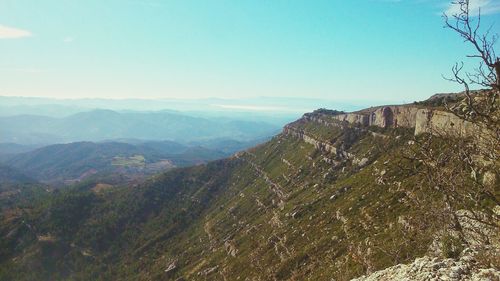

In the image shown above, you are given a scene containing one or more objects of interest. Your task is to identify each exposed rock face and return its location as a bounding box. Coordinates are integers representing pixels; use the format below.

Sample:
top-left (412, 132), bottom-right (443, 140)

top-left (224, 240), bottom-right (238, 257)
top-left (332, 112), bottom-right (370, 126)
top-left (306, 105), bottom-right (473, 136)
top-left (353, 205), bottom-right (500, 281)
top-left (282, 126), bottom-right (338, 155)
top-left (351, 248), bottom-right (500, 281)
top-left (414, 108), bottom-right (474, 136)
top-left (331, 106), bottom-right (420, 129)
top-left (353, 157), bottom-right (369, 167)
top-left (164, 261), bottom-right (177, 273)
top-left (282, 125), bottom-right (356, 161)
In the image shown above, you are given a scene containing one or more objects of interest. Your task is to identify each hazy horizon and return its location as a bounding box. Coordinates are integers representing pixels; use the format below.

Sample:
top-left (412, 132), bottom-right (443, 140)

top-left (0, 95), bottom-right (390, 117)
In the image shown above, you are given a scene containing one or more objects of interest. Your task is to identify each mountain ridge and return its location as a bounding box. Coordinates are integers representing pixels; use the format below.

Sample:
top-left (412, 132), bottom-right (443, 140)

top-left (0, 109), bottom-right (280, 145)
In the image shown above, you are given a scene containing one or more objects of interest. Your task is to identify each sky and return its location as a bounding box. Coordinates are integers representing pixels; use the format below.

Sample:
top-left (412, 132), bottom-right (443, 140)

top-left (0, 0), bottom-right (499, 104)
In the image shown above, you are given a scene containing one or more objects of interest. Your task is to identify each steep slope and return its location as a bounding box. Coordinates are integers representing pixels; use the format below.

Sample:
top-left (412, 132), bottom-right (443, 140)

top-left (0, 106), bottom-right (497, 280)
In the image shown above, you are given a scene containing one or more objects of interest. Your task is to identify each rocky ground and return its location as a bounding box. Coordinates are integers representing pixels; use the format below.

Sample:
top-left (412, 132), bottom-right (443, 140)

top-left (352, 248), bottom-right (500, 281)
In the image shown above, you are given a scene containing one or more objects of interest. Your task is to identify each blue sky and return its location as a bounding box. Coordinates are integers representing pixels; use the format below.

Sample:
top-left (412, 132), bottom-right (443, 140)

top-left (0, 0), bottom-right (499, 103)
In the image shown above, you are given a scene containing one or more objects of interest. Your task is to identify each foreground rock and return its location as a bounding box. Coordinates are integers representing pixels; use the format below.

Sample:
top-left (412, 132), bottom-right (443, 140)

top-left (351, 248), bottom-right (500, 281)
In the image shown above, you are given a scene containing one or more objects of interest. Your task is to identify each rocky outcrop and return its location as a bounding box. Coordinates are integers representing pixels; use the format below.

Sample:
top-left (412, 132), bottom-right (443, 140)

top-left (351, 248), bottom-right (500, 281)
top-left (282, 125), bottom-right (356, 161)
top-left (282, 126), bottom-right (338, 155)
top-left (224, 240), bottom-right (238, 257)
top-left (303, 114), bottom-right (345, 128)
top-left (331, 112), bottom-right (370, 127)
top-left (353, 205), bottom-right (500, 281)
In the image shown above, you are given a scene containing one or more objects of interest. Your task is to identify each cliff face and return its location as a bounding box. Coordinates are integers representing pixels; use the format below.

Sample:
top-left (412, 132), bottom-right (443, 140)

top-left (332, 106), bottom-right (420, 129)
top-left (308, 105), bottom-right (472, 137)
top-left (414, 108), bottom-right (475, 136)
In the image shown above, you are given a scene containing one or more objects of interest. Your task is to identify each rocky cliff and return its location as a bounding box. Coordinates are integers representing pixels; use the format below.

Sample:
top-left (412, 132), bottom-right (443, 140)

top-left (303, 104), bottom-right (473, 137)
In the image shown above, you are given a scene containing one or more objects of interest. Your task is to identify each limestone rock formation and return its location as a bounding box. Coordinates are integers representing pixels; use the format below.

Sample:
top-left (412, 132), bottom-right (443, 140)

top-left (351, 248), bottom-right (500, 281)
top-left (414, 108), bottom-right (474, 136)
top-left (306, 104), bottom-right (473, 137)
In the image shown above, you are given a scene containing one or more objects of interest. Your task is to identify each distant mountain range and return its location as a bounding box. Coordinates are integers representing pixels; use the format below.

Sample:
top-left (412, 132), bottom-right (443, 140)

top-left (0, 96), bottom-right (371, 118)
top-left (0, 109), bottom-right (280, 145)
top-left (0, 97), bottom-right (284, 186)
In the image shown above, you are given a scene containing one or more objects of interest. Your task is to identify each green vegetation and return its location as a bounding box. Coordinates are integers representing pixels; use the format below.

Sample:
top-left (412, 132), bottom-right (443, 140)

top-left (0, 110), bottom-right (496, 280)
top-left (3, 141), bottom-right (238, 185)
top-left (440, 234), bottom-right (464, 259)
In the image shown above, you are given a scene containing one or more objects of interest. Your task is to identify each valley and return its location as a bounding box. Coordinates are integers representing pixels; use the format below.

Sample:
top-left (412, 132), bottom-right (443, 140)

top-left (0, 138), bottom-right (267, 186)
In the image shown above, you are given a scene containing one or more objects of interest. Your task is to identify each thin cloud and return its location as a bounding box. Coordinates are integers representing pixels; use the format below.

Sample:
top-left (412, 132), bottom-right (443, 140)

top-left (445, 0), bottom-right (500, 16)
top-left (0, 24), bottom-right (32, 39)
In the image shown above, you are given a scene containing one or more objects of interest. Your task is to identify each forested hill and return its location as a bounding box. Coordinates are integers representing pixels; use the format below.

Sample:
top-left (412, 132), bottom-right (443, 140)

top-left (2, 140), bottom-right (255, 184)
top-left (0, 164), bottom-right (35, 184)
